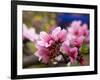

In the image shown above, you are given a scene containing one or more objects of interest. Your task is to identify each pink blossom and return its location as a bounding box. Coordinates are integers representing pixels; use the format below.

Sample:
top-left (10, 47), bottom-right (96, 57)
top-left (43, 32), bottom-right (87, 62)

top-left (67, 20), bottom-right (89, 47)
top-left (68, 20), bottom-right (82, 37)
top-left (62, 43), bottom-right (78, 63)
top-left (68, 20), bottom-right (89, 37)
top-left (35, 27), bottom-right (67, 64)
top-left (23, 24), bottom-right (38, 42)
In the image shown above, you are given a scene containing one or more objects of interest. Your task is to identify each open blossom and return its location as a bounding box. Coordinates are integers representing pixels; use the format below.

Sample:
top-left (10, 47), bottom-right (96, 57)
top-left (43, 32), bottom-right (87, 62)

top-left (69, 20), bottom-right (89, 37)
top-left (35, 27), bottom-right (67, 64)
top-left (67, 20), bottom-right (89, 47)
top-left (23, 24), bottom-right (38, 42)
top-left (62, 43), bottom-right (78, 63)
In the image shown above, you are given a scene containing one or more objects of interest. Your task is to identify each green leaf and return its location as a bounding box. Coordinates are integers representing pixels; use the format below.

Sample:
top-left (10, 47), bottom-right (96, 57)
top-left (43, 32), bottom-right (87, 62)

top-left (80, 42), bottom-right (89, 55)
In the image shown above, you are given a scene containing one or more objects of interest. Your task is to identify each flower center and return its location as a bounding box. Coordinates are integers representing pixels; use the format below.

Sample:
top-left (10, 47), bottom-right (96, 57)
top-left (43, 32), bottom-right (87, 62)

top-left (48, 41), bottom-right (61, 59)
top-left (74, 30), bottom-right (79, 36)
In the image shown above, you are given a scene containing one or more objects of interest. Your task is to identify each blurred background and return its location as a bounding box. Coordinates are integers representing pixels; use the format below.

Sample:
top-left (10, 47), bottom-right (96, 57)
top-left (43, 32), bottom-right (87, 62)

top-left (22, 11), bottom-right (90, 68)
top-left (23, 11), bottom-right (89, 32)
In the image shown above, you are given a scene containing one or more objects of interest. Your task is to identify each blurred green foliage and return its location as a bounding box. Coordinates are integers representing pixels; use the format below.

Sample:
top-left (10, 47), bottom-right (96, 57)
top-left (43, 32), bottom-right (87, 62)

top-left (23, 11), bottom-right (57, 33)
top-left (80, 42), bottom-right (89, 55)
top-left (26, 42), bottom-right (37, 54)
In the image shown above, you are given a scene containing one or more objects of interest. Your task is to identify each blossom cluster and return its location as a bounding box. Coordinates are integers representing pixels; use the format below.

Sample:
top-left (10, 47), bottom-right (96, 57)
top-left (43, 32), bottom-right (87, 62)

top-left (23, 24), bottom-right (38, 42)
top-left (23, 20), bottom-right (90, 66)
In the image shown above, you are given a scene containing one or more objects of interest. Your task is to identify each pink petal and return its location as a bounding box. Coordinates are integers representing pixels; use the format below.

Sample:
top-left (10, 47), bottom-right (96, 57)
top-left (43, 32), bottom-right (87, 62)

top-left (34, 47), bottom-right (50, 64)
top-left (40, 32), bottom-right (54, 46)
top-left (86, 34), bottom-right (90, 44)
top-left (62, 44), bottom-right (78, 63)
top-left (69, 47), bottom-right (78, 63)
top-left (23, 24), bottom-right (38, 42)
top-left (82, 24), bottom-right (88, 30)
top-left (23, 24), bottom-right (29, 39)
top-left (45, 42), bottom-right (51, 47)
top-left (52, 27), bottom-right (61, 40)
top-left (37, 41), bottom-right (45, 47)
top-left (71, 36), bottom-right (84, 47)
top-left (67, 27), bottom-right (73, 33)
top-left (70, 47), bottom-right (78, 58)
top-left (35, 43), bottom-right (45, 50)
top-left (69, 57), bottom-right (74, 63)
top-left (40, 31), bottom-right (50, 41)
top-left (42, 55), bottom-right (50, 64)
top-left (58, 29), bottom-right (67, 42)
top-left (67, 33), bottom-right (76, 41)
top-left (62, 43), bottom-right (70, 55)
top-left (37, 40), bottom-right (53, 48)
top-left (81, 24), bottom-right (89, 36)
top-left (68, 27), bottom-right (80, 37)
top-left (70, 20), bottom-right (82, 29)
top-left (62, 40), bottom-right (70, 47)
top-left (27, 28), bottom-right (38, 42)
top-left (75, 20), bottom-right (82, 27)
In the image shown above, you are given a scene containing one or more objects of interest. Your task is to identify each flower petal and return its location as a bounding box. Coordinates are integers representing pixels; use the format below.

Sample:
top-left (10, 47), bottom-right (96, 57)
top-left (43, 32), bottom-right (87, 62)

top-left (58, 29), bottom-right (67, 42)
top-left (34, 47), bottom-right (50, 64)
top-left (71, 36), bottom-right (84, 47)
top-left (23, 24), bottom-right (29, 39)
top-left (81, 24), bottom-right (89, 36)
top-left (52, 27), bottom-right (61, 40)
top-left (23, 24), bottom-right (38, 42)
top-left (37, 41), bottom-right (45, 47)
top-left (71, 20), bottom-right (82, 28)
top-left (69, 47), bottom-right (78, 63)
top-left (27, 28), bottom-right (38, 42)
top-left (62, 43), bottom-right (70, 55)
top-left (40, 31), bottom-right (49, 41)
